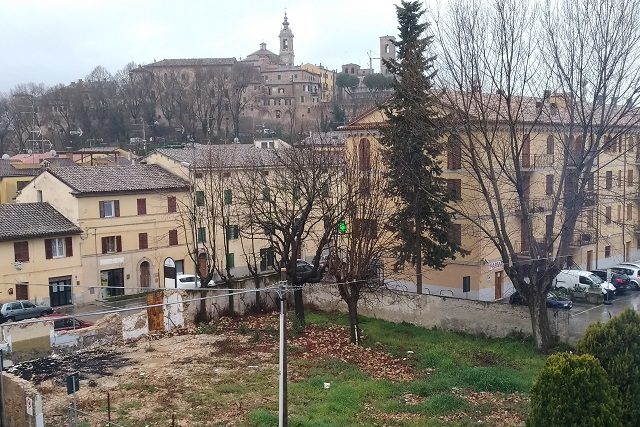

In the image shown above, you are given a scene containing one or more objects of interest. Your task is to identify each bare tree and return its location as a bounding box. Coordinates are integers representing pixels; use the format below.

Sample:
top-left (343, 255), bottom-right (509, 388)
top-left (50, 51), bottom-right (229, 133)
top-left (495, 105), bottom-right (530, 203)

top-left (225, 63), bottom-right (259, 139)
top-left (235, 146), bottom-right (346, 326)
top-left (434, 0), bottom-right (640, 349)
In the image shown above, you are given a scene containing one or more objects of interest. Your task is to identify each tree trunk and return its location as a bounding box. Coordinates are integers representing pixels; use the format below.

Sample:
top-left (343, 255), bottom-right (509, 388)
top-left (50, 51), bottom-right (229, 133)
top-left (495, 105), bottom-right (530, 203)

top-left (197, 289), bottom-right (208, 323)
top-left (254, 276), bottom-right (262, 311)
top-left (293, 287), bottom-right (305, 327)
top-left (346, 298), bottom-right (360, 345)
top-left (528, 290), bottom-right (552, 351)
top-left (416, 217), bottom-right (423, 294)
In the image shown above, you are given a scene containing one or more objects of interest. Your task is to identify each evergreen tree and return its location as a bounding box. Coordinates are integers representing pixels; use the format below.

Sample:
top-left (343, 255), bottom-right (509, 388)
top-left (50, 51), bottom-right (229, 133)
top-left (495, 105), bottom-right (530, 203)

top-left (381, 0), bottom-right (461, 293)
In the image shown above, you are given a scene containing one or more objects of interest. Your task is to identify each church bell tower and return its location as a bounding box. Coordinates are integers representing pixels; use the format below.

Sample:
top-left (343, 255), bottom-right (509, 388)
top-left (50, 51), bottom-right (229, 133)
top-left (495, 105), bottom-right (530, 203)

top-left (279, 12), bottom-right (295, 66)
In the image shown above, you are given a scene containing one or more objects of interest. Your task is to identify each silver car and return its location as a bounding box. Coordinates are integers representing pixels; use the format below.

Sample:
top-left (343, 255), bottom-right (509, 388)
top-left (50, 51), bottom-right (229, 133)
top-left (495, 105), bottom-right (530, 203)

top-left (612, 264), bottom-right (640, 290)
top-left (0, 300), bottom-right (54, 323)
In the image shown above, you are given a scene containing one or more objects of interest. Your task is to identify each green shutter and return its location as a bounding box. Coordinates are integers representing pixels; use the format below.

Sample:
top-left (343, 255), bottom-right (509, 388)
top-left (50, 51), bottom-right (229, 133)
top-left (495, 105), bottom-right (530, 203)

top-left (292, 185), bottom-right (300, 200)
top-left (195, 191), bottom-right (205, 206)
top-left (262, 187), bottom-right (270, 201)
top-left (197, 227), bottom-right (206, 243)
top-left (226, 253), bottom-right (235, 268)
top-left (224, 189), bottom-right (233, 205)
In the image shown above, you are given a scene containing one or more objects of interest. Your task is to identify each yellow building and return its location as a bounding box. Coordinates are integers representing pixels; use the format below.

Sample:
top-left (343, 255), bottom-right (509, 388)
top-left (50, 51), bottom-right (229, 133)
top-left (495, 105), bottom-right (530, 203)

top-left (340, 101), bottom-right (640, 301)
top-left (0, 202), bottom-right (83, 307)
top-left (0, 160), bottom-right (38, 203)
top-left (17, 165), bottom-right (192, 303)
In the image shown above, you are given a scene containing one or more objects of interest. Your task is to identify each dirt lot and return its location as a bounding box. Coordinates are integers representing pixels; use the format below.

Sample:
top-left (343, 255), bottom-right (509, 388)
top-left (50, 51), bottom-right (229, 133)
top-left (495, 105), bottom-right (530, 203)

top-left (9, 312), bottom-right (533, 426)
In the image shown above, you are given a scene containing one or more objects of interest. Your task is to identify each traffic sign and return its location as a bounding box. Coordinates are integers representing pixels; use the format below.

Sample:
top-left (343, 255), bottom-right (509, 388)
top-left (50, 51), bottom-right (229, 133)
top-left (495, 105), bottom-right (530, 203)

top-left (66, 372), bottom-right (80, 395)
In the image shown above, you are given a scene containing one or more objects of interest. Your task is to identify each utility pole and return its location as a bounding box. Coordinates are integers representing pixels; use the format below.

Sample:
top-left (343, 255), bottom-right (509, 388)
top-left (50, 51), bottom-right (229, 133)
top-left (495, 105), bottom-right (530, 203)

top-left (277, 268), bottom-right (289, 427)
top-left (0, 349), bottom-right (5, 427)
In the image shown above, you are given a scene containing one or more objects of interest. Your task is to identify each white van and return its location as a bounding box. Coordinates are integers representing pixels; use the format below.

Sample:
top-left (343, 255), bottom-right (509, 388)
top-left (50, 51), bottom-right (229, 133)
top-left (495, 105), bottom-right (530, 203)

top-left (554, 270), bottom-right (615, 295)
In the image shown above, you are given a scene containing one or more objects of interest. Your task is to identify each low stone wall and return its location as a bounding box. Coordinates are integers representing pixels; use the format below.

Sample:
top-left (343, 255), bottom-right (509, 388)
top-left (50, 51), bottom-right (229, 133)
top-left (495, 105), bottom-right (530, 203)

top-left (0, 320), bottom-right (53, 353)
top-left (1, 372), bottom-right (44, 427)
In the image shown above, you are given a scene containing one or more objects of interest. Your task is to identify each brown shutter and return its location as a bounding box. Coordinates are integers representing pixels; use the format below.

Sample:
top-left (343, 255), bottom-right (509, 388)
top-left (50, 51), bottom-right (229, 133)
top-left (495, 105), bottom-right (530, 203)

top-left (45, 238), bottom-right (53, 259)
top-left (168, 196), bottom-right (177, 213)
top-left (169, 230), bottom-right (178, 246)
top-left (65, 237), bottom-right (73, 257)
top-left (116, 236), bottom-right (122, 252)
top-left (101, 237), bottom-right (108, 254)
top-left (99, 201), bottom-right (105, 218)
top-left (14, 241), bottom-right (29, 262)
top-left (114, 200), bottom-right (120, 217)
top-left (546, 175), bottom-right (554, 195)
top-left (137, 198), bottom-right (147, 215)
top-left (139, 233), bottom-right (148, 249)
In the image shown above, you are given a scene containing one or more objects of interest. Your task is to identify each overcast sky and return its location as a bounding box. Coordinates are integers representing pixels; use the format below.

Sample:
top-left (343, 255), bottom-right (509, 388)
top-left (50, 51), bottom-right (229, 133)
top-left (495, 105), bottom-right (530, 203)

top-left (0, 0), bottom-right (406, 92)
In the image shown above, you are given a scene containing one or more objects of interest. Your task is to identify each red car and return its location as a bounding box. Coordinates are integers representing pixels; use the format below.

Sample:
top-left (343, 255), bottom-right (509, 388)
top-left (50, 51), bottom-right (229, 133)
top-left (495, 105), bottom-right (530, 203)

top-left (43, 314), bottom-right (93, 331)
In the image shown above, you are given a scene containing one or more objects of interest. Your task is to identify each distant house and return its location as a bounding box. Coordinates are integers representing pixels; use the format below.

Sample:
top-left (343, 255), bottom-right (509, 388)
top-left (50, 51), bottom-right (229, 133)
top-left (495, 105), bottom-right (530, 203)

top-left (0, 203), bottom-right (82, 306)
top-left (0, 159), bottom-right (39, 203)
top-left (17, 165), bottom-right (191, 300)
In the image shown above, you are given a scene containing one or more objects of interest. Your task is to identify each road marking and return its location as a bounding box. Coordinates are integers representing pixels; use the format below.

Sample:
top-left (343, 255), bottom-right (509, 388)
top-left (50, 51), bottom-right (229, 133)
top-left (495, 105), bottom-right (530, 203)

top-left (571, 304), bottom-right (604, 317)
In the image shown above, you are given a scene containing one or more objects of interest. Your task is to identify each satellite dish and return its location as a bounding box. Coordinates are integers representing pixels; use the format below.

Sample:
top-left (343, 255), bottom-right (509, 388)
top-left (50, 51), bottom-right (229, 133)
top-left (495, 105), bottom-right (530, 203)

top-left (233, 137), bottom-right (239, 144)
top-left (49, 149), bottom-right (57, 157)
top-left (1, 154), bottom-right (9, 160)
top-left (27, 149), bottom-right (33, 155)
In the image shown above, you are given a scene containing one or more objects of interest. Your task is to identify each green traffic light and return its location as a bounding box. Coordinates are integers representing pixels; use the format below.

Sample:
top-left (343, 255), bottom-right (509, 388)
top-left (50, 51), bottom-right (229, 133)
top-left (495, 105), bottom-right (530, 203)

top-left (338, 220), bottom-right (347, 234)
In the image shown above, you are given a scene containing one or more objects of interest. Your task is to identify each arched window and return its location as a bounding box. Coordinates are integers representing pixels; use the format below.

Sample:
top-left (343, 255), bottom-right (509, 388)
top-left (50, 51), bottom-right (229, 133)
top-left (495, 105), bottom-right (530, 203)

top-left (358, 138), bottom-right (371, 171)
top-left (546, 135), bottom-right (554, 155)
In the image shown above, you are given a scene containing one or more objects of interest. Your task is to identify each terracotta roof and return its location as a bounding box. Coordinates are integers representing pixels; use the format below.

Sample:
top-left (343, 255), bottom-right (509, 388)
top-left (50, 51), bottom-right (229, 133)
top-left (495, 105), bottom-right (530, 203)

top-left (0, 203), bottom-right (81, 241)
top-left (143, 58), bottom-right (237, 67)
top-left (0, 160), bottom-right (38, 178)
top-left (46, 165), bottom-right (189, 196)
top-left (151, 143), bottom-right (280, 169)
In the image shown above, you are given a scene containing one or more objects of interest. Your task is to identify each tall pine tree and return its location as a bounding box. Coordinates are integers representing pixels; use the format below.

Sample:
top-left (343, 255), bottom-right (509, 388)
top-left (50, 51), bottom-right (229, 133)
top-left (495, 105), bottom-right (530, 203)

top-left (381, 1), bottom-right (461, 293)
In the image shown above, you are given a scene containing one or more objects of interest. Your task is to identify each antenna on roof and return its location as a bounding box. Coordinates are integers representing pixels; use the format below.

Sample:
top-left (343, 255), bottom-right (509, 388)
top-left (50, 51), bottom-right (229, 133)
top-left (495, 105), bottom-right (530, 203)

top-left (1, 154), bottom-right (9, 160)
top-left (49, 149), bottom-right (57, 157)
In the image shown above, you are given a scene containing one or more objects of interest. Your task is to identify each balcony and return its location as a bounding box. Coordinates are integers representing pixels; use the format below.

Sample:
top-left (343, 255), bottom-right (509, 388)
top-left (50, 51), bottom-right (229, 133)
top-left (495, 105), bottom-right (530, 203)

top-left (634, 224), bottom-right (640, 235)
top-left (514, 197), bottom-right (555, 215)
top-left (512, 239), bottom-right (549, 257)
top-left (521, 154), bottom-right (554, 170)
top-left (569, 229), bottom-right (596, 247)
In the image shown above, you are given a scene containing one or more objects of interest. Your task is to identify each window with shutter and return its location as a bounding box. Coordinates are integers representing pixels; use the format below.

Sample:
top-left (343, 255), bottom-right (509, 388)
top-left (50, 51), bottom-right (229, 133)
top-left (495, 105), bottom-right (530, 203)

top-left (197, 227), bottom-right (206, 243)
top-left (65, 237), bottom-right (73, 257)
top-left (102, 236), bottom-right (120, 253)
top-left (606, 171), bottom-right (613, 189)
top-left (137, 198), bottom-right (147, 215)
top-left (114, 200), bottom-right (120, 217)
top-left (195, 191), bottom-right (205, 207)
top-left (449, 224), bottom-right (462, 246)
top-left (226, 225), bottom-right (239, 240)
top-left (45, 238), bottom-right (53, 259)
top-left (139, 233), bottom-right (149, 250)
top-left (50, 238), bottom-right (65, 258)
top-left (14, 241), bottom-right (29, 262)
top-left (168, 196), bottom-right (177, 213)
top-left (358, 138), bottom-right (371, 171)
top-left (223, 189), bottom-right (232, 205)
top-left (169, 230), bottom-right (178, 246)
top-left (446, 179), bottom-right (462, 200)
top-left (546, 175), bottom-right (554, 195)
top-left (447, 135), bottom-right (462, 170)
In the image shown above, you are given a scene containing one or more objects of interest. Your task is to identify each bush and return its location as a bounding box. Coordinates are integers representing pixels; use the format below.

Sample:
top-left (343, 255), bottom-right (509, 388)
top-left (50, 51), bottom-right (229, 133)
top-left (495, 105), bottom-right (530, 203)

top-left (577, 308), bottom-right (640, 425)
top-left (528, 352), bottom-right (621, 427)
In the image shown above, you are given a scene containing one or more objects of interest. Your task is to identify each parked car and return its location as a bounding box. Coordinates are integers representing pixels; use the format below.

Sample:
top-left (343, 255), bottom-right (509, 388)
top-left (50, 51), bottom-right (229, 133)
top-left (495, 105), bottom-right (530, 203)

top-left (611, 265), bottom-right (640, 290)
top-left (43, 313), bottom-right (93, 331)
top-left (0, 300), bottom-right (54, 323)
top-left (175, 274), bottom-right (214, 289)
top-left (553, 269), bottom-right (616, 296)
top-left (591, 269), bottom-right (630, 294)
top-left (295, 259), bottom-right (325, 283)
top-left (509, 291), bottom-right (572, 309)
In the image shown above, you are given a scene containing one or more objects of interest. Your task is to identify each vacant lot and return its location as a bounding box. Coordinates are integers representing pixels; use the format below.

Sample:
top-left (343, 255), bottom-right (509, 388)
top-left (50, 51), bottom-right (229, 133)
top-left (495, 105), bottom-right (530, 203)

top-left (20, 311), bottom-right (545, 426)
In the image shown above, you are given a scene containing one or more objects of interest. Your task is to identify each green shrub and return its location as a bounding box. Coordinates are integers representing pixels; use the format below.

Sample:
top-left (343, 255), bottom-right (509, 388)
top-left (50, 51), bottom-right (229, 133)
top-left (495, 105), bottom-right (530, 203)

top-left (528, 352), bottom-right (621, 427)
top-left (577, 308), bottom-right (640, 425)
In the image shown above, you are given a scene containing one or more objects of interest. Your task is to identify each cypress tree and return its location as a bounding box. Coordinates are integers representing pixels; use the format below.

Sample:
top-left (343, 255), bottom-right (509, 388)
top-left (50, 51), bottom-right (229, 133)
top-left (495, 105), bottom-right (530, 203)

top-left (381, 0), bottom-right (461, 292)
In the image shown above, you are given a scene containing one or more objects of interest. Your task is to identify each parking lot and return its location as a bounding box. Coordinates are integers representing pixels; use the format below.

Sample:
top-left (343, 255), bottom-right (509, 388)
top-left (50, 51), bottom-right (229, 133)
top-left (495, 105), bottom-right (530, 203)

top-left (562, 289), bottom-right (640, 341)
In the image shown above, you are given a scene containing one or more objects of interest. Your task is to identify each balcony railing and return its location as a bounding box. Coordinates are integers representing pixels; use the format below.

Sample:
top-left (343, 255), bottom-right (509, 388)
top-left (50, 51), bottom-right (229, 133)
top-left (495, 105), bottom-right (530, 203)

top-left (512, 238), bottom-right (549, 256)
top-left (521, 154), bottom-right (555, 169)
top-left (514, 197), bottom-right (555, 214)
top-left (569, 229), bottom-right (597, 247)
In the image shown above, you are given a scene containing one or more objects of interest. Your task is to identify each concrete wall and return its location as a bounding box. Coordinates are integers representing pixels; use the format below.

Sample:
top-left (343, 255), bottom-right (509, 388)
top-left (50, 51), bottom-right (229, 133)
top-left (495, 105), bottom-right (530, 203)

top-left (1, 320), bottom-right (53, 353)
top-left (1, 372), bottom-right (44, 427)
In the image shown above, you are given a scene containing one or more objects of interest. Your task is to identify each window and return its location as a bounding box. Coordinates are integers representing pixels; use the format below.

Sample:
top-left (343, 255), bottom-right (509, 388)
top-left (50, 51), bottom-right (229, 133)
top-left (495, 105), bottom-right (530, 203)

top-left (618, 204), bottom-right (622, 222)
top-left (37, 190), bottom-right (42, 202)
top-left (447, 179), bottom-right (462, 200)
top-left (99, 200), bottom-right (120, 218)
top-left (223, 189), bottom-right (233, 205)
top-left (260, 247), bottom-right (274, 271)
top-left (197, 227), bottom-right (206, 243)
top-left (226, 253), bottom-right (235, 268)
top-left (629, 169), bottom-right (634, 185)
top-left (139, 233), bottom-right (148, 250)
top-left (546, 135), bottom-right (554, 155)
top-left (262, 187), bottom-right (271, 201)
top-left (195, 191), bottom-right (205, 207)
top-left (14, 241), bottom-right (29, 262)
top-left (300, 96), bottom-right (305, 103)
top-left (137, 198), bottom-right (147, 215)
top-left (628, 204), bottom-right (633, 221)
top-left (449, 223), bottom-right (462, 246)
top-left (606, 171), bottom-right (613, 189)
top-left (605, 245), bottom-right (611, 258)
top-left (293, 185), bottom-right (301, 200)
top-left (16, 181), bottom-right (29, 191)
top-left (587, 210), bottom-right (594, 227)
top-left (587, 173), bottom-right (594, 191)
top-left (605, 206), bottom-right (612, 224)
top-left (275, 110), bottom-right (281, 118)
top-left (49, 277), bottom-right (72, 307)
top-left (447, 135), bottom-right (462, 170)
top-left (45, 237), bottom-right (72, 259)
top-left (278, 74), bottom-right (281, 80)
top-left (226, 225), bottom-right (239, 240)
top-left (101, 236), bottom-right (122, 254)
top-left (545, 175), bottom-right (554, 195)
top-left (462, 276), bottom-right (471, 293)
top-left (169, 229), bottom-right (178, 246)
top-left (168, 196), bottom-right (177, 213)
top-left (358, 138), bottom-right (371, 171)
top-left (618, 170), bottom-right (622, 188)
top-left (385, 44), bottom-right (390, 54)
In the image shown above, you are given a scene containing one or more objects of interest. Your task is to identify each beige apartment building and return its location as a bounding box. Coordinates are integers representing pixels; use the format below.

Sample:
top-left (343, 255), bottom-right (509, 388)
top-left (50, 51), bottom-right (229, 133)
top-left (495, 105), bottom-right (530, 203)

top-left (0, 203), bottom-right (82, 306)
top-left (17, 165), bottom-right (192, 302)
top-left (340, 101), bottom-right (640, 301)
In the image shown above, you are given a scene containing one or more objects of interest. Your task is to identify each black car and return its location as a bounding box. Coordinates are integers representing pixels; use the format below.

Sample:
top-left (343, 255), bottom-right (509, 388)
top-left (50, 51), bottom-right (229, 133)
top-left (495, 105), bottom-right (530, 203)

top-left (509, 291), bottom-right (572, 310)
top-left (591, 270), bottom-right (630, 294)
